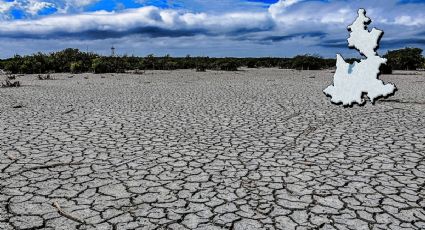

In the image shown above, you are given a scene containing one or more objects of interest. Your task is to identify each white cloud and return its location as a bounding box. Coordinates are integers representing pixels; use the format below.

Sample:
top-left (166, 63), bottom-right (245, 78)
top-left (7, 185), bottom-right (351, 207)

top-left (268, 0), bottom-right (425, 27)
top-left (0, 0), bottom-right (100, 16)
top-left (0, 0), bottom-right (17, 14)
top-left (269, 0), bottom-right (302, 18)
top-left (0, 0), bottom-right (424, 58)
top-left (56, 0), bottom-right (100, 13)
top-left (1, 0), bottom-right (424, 34)
top-left (0, 6), bottom-right (274, 37)
top-left (0, 0), bottom-right (55, 17)
top-left (67, 0), bottom-right (97, 7)
top-left (269, 0), bottom-right (356, 26)
top-left (25, 0), bottom-right (55, 15)
top-left (394, 15), bottom-right (425, 26)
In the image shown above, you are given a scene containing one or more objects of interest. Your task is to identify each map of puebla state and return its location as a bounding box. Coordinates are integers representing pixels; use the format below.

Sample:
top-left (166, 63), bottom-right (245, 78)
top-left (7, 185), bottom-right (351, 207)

top-left (324, 9), bottom-right (396, 106)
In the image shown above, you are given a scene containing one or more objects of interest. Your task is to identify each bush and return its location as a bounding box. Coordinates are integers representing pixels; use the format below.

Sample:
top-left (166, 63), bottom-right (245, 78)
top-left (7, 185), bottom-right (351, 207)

top-left (4, 60), bottom-right (20, 74)
top-left (219, 61), bottom-right (238, 71)
top-left (384, 47), bottom-right (423, 71)
top-left (70, 61), bottom-right (84, 73)
top-left (92, 58), bottom-right (109, 74)
top-left (143, 54), bottom-right (157, 70)
top-left (196, 65), bottom-right (206, 72)
top-left (247, 60), bottom-right (258, 68)
top-left (1, 79), bottom-right (20, 87)
top-left (7, 74), bottom-right (16, 80)
top-left (163, 61), bottom-right (178, 70)
top-left (291, 55), bottom-right (323, 70)
top-left (38, 74), bottom-right (52, 80)
top-left (278, 59), bottom-right (292, 69)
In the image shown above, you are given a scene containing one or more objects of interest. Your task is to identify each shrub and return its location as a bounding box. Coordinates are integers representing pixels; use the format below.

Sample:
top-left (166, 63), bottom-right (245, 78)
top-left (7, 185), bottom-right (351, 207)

top-left (384, 47), bottom-right (423, 71)
top-left (291, 55), bottom-right (323, 70)
top-left (134, 69), bottom-right (145, 74)
top-left (92, 58), bottom-right (109, 74)
top-left (1, 79), bottom-right (20, 87)
top-left (163, 61), bottom-right (178, 70)
top-left (219, 61), bottom-right (238, 71)
top-left (247, 60), bottom-right (258, 68)
top-left (70, 61), bottom-right (84, 73)
top-left (7, 74), bottom-right (16, 80)
top-left (143, 54), bottom-right (157, 70)
top-left (38, 74), bottom-right (52, 80)
top-left (4, 62), bottom-right (19, 74)
top-left (196, 66), bottom-right (206, 72)
top-left (278, 60), bottom-right (292, 69)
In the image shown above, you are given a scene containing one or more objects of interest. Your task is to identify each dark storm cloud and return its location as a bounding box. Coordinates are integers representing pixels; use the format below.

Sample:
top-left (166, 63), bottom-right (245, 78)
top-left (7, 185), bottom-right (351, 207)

top-left (260, 31), bottom-right (327, 42)
top-left (0, 26), bottom-right (211, 40)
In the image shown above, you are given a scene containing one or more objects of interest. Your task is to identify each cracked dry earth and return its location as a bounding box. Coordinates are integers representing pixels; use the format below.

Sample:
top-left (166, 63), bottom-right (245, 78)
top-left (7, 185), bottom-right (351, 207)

top-left (0, 69), bottom-right (424, 230)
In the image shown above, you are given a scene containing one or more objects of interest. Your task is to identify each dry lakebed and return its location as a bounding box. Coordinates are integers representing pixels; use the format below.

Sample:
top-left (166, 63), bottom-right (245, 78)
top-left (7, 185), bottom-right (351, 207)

top-left (0, 68), bottom-right (424, 229)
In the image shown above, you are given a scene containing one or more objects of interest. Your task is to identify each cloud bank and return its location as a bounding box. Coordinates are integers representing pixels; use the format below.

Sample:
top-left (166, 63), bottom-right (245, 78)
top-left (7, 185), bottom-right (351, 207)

top-left (0, 0), bottom-right (424, 58)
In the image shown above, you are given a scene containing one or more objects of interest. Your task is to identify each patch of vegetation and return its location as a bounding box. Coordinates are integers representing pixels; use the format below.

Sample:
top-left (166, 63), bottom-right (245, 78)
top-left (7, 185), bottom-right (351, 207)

top-left (38, 74), bottom-right (52, 80)
top-left (1, 74), bottom-right (20, 87)
top-left (290, 55), bottom-right (335, 70)
top-left (196, 65), bottom-right (207, 72)
top-left (218, 60), bottom-right (239, 71)
top-left (70, 61), bottom-right (84, 73)
top-left (0, 47), bottom-right (423, 74)
top-left (6, 74), bottom-right (16, 80)
top-left (1, 79), bottom-right (20, 87)
top-left (384, 47), bottom-right (424, 71)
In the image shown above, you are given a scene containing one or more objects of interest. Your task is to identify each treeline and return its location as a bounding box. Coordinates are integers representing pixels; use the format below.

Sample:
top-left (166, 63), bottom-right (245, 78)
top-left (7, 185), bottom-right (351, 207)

top-left (382, 48), bottom-right (423, 73)
top-left (0, 47), bottom-right (423, 74)
top-left (0, 49), bottom-right (335, 74)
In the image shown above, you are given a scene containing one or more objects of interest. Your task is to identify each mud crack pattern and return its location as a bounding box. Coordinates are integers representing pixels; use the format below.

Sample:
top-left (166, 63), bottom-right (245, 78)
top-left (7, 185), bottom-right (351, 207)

top-left (0, 69), bottom-right (424, 229)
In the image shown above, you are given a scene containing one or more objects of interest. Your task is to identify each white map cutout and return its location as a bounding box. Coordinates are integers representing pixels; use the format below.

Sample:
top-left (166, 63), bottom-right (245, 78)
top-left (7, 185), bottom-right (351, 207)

top-left (324, 9), bottom-right (396, 106)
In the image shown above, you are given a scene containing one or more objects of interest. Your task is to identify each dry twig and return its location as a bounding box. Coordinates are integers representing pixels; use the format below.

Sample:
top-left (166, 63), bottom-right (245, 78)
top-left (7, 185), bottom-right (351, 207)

top-left (52, 201), bottom-right (87, 224)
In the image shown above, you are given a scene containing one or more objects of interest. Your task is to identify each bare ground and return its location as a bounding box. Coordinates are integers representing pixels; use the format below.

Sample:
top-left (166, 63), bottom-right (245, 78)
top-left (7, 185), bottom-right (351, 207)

top-left (0, 68), bottom-right (424, 229)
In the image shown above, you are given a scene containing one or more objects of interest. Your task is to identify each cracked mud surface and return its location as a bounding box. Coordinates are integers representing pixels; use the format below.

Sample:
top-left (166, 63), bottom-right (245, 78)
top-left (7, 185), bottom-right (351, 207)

top-left (1, 69), bottom-right (424, 229)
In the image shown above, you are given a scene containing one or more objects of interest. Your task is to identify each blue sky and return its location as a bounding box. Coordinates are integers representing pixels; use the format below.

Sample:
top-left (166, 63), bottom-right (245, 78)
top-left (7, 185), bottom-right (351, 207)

top-left (0, 0), bottom-right (424, 58)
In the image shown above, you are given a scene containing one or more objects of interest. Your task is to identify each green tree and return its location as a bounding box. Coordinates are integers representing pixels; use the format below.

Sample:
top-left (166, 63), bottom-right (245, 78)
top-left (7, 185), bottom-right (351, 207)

top-left (144, 54), bottom-right (156, 70)
top-left (92, 58), bottom-right (108, 73)
top-left (70, 61), bottom-right (83, 73)
top-left (291, 55), bottom-right (324, 70)
top-left (4, 55), bottom-right (21, 74)
top-left (384, 47), bottom-right (423, 70)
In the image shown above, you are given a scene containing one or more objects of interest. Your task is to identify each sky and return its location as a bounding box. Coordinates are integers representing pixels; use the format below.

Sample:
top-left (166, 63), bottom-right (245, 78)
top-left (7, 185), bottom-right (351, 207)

top-left (0, 0), bottom-right (424, 58)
